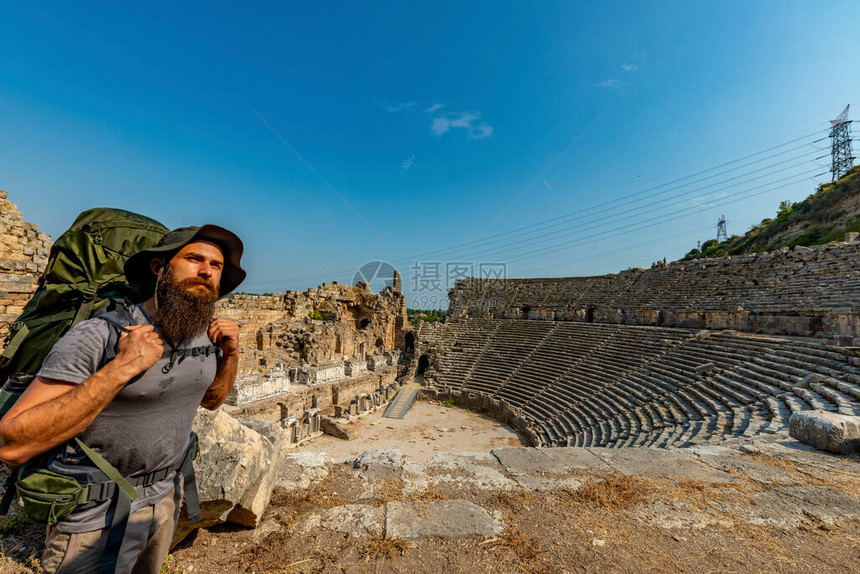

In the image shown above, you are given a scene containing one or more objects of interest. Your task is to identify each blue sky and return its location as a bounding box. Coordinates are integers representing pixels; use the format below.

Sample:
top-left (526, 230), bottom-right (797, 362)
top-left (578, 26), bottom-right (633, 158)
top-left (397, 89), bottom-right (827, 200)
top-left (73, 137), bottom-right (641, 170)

top-left (3, 1), bottom-right (859, 308)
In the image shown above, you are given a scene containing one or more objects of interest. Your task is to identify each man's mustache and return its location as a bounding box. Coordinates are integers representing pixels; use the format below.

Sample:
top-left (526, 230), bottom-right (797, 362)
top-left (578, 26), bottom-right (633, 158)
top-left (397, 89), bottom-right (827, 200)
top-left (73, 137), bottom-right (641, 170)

top-left (179, 277), bottom-right (217, 293)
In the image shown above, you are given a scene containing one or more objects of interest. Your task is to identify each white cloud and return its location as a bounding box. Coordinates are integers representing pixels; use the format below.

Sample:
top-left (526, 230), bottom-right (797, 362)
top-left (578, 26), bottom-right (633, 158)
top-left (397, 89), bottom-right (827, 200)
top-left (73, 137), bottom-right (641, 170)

top-left (401, 154), bottom-right (415, 171)
top-left (431, 112), bottom-right (478, 135)
top-left (467, 123), bottom-right (493, 140)
top-left (431, 112), bottom-right (493, 140)
top-left (384, 101), bottom-right (417, 113)
top-left (621, 64), bottom-right (638, 72)
top-left (425, 103), bottom-right (444, 113)
top-left (596, 79), bottom-right (621, 89)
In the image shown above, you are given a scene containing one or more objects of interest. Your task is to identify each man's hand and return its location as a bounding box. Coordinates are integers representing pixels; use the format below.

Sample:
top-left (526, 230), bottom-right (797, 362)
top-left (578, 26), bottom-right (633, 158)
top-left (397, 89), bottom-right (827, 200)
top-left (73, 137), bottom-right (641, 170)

top-left (0, 325), bottom-right (164, 465)
top-left (115, 324), bottom-right (164, 375)
top-left (208, 318), bottom-right (240, 356)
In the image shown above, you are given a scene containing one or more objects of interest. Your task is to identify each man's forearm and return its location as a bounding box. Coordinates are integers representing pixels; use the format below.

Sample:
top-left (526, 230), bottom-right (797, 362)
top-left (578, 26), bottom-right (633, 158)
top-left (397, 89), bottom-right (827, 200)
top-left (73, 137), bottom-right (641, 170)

top-left (201, 351), bottom-right (239, 410)
top-left (0, 359), bottom-right (140, 465)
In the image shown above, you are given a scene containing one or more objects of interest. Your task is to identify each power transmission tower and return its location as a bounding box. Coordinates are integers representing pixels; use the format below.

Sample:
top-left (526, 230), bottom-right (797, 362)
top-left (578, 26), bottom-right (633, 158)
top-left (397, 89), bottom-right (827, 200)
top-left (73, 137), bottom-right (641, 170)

top-left (716, 215), bottom-right (728, 243)
top-left (830, 104), bottom-right (854, 182)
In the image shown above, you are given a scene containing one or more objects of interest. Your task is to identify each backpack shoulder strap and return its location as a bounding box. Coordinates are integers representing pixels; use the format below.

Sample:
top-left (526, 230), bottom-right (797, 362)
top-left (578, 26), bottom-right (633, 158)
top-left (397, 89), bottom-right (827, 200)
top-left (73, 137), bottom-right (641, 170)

top-left (95, 299), bottom-right (136, 369)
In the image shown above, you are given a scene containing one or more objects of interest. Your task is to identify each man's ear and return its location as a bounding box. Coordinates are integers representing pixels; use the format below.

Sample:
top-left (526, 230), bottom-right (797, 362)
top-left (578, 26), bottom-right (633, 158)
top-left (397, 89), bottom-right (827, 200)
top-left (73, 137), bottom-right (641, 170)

top-left (149, 258), bottom-right (164, 275)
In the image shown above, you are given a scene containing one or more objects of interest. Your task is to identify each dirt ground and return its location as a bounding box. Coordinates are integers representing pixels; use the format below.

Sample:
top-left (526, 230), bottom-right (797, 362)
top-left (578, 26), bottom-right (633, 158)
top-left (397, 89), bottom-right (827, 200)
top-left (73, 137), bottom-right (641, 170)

top-left (174, 402), bottom-right (860, 573)
top-left (296, 400), bottom-right (526, 463)
top-left (165, 464), bottom-right (860, 574)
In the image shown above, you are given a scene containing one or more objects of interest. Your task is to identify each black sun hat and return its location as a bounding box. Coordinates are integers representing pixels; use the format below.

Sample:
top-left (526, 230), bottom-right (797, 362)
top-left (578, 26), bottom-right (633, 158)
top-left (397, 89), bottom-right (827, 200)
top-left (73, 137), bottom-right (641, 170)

top-left (124, 224), bottom-right (246, 297)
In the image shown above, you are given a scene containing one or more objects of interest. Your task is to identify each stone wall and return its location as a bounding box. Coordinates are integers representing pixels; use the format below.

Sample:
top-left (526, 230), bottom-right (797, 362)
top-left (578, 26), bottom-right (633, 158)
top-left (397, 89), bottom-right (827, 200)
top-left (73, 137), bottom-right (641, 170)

top-left (0, 191), bottom-right (52, 334)
top-left (224, 366), bottom-right (399, 423)
top-left (216, 294), bottom-right (287, 364)
top-left (219, 282), bottom-right (409, 374)
top-left (449, 240), bottom-right (860, 340)
top-left (226, 350), bottom-right (401, 406)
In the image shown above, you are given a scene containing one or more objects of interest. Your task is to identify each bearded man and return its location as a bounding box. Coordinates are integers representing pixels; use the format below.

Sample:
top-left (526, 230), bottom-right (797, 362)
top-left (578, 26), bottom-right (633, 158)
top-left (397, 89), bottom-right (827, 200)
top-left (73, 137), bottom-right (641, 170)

top-left (0, 225), bottom-right (246, 574)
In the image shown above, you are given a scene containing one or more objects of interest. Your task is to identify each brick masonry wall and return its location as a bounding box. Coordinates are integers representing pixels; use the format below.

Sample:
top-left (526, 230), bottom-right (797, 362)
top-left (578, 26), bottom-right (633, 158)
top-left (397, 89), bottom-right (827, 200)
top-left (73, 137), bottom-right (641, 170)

top-left (0, 191), bottom-right (52, 335)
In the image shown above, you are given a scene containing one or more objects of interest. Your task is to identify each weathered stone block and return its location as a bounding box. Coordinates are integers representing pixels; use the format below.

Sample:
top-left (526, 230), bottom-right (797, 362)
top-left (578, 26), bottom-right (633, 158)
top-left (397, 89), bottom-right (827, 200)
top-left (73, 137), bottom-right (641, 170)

top-left (385, 500), bottom-right (503, 541)
top-left (321, 415), bottom-right (353, 439)
top-left (300, 504), bottom-right (383, 538)
top-left (349, 448), bottom-right (402, 480)
top-left (173, 408), bottom-right (277, 544)
top-left (789, 411), bottom-right (860, 454)
top-left (276, 451), bottom-right (332, 491)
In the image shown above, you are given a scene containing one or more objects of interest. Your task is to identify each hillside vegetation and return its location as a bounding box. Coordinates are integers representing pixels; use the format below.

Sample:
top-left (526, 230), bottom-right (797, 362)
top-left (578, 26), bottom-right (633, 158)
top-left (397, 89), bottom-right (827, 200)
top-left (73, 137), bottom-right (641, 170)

top-left (682, 166), bottom-right (860, 260)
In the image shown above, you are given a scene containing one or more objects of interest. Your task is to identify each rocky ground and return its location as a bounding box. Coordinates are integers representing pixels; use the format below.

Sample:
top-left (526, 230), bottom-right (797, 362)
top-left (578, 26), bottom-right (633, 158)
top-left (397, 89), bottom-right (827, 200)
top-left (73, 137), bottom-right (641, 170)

top-left (2, 403), bottom-right (860, 573)
top-left (170, 436), bottom-right (860, 573)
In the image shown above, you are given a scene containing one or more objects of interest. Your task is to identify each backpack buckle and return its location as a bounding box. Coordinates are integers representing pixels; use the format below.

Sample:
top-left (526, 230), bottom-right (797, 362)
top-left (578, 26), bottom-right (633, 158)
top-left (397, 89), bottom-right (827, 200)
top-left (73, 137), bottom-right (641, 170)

top-left (87, 481), bottom-right (116, 502)
top-left (139, 468), bottom-right (170, 487)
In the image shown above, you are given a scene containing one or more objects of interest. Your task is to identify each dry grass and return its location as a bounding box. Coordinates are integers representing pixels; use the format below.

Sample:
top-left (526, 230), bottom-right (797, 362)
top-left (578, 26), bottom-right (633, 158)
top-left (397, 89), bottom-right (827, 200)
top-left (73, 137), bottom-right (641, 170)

top-left (361, 477), bottom-right (406, 506)
top-left (659, 477), bottom-right (746, 509)
top-left (565, 473), bottom-right (653, 508)
top-left (481, 527), bottom-right (542, 561)
top-left (716, 520), bottom-right (802, 571)
top-left (300, 486), bottom-right (352, 510)
top-left (361, 534), bottom-right (410, 560)
top-left (406, 487), bottom-right (450, 503)
top-left (743, 451), bottom-right (799, 472)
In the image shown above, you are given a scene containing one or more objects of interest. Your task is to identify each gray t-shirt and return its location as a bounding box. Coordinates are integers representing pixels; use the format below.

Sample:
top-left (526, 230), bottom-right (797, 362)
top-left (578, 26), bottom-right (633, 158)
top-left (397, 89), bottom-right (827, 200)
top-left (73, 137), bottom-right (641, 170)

top-left (37, 304), bottom-right (217, 533)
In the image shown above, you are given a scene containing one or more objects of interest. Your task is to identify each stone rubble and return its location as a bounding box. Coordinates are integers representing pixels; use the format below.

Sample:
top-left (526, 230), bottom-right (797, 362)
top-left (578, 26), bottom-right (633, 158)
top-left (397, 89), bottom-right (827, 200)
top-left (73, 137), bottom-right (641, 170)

top-left (789, 410), bottom-right (860, 454)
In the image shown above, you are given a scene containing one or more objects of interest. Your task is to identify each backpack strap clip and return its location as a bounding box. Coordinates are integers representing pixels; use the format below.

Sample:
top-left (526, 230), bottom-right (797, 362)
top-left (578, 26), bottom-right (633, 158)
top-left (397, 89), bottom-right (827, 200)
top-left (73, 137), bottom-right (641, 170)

top-left (71, 284), bottom-right (99, 328)
top-left (85, 480), bottom-right (117, 502)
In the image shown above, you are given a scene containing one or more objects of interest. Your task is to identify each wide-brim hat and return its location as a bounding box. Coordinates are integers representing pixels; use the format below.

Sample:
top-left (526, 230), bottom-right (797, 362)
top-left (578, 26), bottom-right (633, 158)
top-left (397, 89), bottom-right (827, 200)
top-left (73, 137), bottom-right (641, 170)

top-left (124, 224), bottom-right (246, 297)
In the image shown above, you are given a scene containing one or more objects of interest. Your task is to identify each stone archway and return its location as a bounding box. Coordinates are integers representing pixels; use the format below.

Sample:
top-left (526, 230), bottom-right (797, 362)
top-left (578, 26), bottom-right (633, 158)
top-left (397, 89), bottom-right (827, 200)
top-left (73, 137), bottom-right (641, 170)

top-left (416, 354), bottom-right (430, 376)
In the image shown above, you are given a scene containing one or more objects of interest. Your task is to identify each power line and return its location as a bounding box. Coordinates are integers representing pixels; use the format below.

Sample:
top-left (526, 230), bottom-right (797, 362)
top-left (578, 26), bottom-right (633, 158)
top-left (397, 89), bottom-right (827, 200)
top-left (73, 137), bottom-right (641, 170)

top-left (256, 127), bottom-right (831, 286)
top-left (501, 167), bottom-right (820, 265)
top-left (395, 145), bottom-right (822, 266)
top-left (387, 129), bottom-right (828, 265)
top-left (408, 155), bottom-right (820, 264)
top-left (261, 163), bottom-right (820, 287)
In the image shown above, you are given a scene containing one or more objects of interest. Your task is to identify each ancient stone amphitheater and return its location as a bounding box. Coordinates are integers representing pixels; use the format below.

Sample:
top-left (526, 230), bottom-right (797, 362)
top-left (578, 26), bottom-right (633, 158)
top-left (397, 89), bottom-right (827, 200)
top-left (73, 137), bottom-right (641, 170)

top-left (420, 240), bottom-right (860, 450)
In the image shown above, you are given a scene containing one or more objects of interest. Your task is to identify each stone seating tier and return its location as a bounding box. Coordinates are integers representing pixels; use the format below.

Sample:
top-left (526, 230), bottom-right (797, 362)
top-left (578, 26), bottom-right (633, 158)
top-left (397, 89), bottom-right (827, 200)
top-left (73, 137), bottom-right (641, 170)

top-left (430, 317), bottom-right (860, 448)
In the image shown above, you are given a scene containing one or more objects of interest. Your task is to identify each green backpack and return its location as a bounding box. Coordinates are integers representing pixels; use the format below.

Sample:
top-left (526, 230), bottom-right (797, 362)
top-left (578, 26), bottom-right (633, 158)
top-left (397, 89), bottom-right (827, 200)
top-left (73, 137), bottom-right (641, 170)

top-left (0, 208), bottom-right (204, 574)
top-left (0, 207), bottom-right (170, 416)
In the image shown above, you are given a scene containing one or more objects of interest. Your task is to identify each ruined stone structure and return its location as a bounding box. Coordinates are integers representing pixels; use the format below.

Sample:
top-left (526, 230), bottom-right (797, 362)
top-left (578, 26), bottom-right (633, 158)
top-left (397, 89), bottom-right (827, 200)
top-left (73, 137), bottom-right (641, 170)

top-left (217, 282), bottom-right (409, 374)
top-left (450, 240), bottom-right (860, 340)
top-left (224, 366), bottom-right (402, 446)
top-left (0, 192), bottom-right (52, 335)
top-left (421, 238), bottom-right (860, 449)
top-left (214, 281), bottom-right (411, 443)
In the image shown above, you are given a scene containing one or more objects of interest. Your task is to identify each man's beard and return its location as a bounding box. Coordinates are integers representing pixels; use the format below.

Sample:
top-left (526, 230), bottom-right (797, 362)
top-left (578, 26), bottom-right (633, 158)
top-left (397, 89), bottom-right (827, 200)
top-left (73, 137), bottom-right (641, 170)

top-left (153, 265), bottom-right (218, 343)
